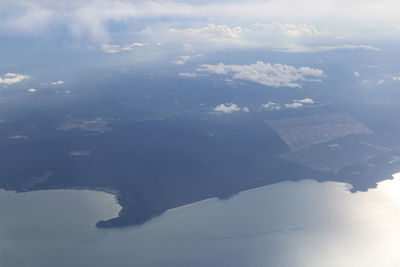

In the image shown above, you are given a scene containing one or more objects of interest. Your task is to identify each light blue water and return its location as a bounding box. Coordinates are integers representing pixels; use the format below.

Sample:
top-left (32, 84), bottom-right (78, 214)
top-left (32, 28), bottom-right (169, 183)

top-left (1, 176), bottom-right (400, 267)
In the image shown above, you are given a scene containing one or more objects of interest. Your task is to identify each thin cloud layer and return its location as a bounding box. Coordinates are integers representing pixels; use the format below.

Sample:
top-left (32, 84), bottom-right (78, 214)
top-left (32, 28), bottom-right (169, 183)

top-left (254, 22), bottom-right (327, 37)
top-left (171, 23), bottom-right (242, 40)
top-left (197, 61), bottom-right (323, 88)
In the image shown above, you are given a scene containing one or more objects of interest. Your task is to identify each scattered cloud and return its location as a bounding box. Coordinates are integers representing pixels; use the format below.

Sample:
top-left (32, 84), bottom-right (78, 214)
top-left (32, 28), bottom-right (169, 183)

top-left (262, 101), bottom-right (281, 110)
top-left (179, 72), bottom-right (198, 78)
top-left (294, 98), bottom-right (314, 104)
top-left (262, 98), bottom-right (314, 110)
top-left (214, 103), bottom-right (249, 114)
top-left (173, 53), bottom-right (202, 65)
top-left (0, 73), bottom-right (30, 85)
top-left (354, 71), bottom-right (360, 77)
top-left (51, 80), bottom-right (65, 85)
top-left (100, 42), bottom-right (146, 53)
top-left (284, 102), bottom-right (304, 109)
top-left (27, 88), bottom-right (37, 93)
top-left (393, 76), bottom-right (400, 81)
top-left (197, 61), bottom-right (323, 88)
top-left (377, 79), bottom-right (385, 85)
top-left (214, 103), bottom-right (241, 113)
top-left (284, 98), bottom-right (315, 108)
top-left (173, 56), bottom-right (192, 65)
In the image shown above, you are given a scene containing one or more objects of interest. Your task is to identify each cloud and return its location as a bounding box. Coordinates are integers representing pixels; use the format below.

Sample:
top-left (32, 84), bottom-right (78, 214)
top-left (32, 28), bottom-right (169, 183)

top-left (254, 22), bottom-right (327, 36)
top-left (262, 101), bottom-right (281, 110)
top-left (183, 43), bottom-right (193, 51)
top-left (0, 73), bottom-right (30, 85)
top-left (354, 71), bottom-right (360, 77)
top-left (51, 80), bottom-right (65, 85)
top-left (8, 135), bottom-right (28, 139)
top-left (377, 79), bottom-right (384, 85)
top-left (173, 56), bottom-right (192, 65)
top-left (294, 98), bottom-right (314, 104)
top-left (214, 103), bottom-right (248, 114)
top-left (393, 76), bottom-right (400, 81)
top-left (287, 44), bottom-right (380, 53)
top-left (28, 88), bottom-right (37, 93)
top-left (3, 1), bottom-right (400, 35)
top-left (171, 23), bottom-right (242, 40)
top-left (197, 61), bottom-right (323, 88)
top-left (284, 102), bottom-right (304, 109)
top-left (69, 150), bottom-right (92, 156)
top-left (100, 42), bottom-right (146, 53)
top-left (3, 5), bottom-right (54, 34)
top-left (284, 98), bottom-right (315, 108)
top-left (179, 72), bottom-right (198, 78)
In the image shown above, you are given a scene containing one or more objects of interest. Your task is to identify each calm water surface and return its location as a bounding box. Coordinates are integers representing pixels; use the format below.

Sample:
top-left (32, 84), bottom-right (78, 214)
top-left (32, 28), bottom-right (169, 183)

top-left (1, 175), bottom-right (400, 267)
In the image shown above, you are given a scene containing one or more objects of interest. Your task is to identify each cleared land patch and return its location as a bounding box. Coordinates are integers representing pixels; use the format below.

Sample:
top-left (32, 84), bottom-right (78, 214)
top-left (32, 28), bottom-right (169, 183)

top-left (265, 113), bottom-right (373, 151)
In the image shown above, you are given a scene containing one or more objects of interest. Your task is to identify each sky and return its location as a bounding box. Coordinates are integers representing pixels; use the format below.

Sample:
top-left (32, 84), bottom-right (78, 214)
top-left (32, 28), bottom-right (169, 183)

top-left (2, 0), bottom-right (400, 47)
top-left (1, 0), bottom-right (400, 108)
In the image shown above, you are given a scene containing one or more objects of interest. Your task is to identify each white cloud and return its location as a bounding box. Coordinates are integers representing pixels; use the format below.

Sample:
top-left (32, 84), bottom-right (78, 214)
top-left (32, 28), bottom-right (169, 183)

top-left (0, 73), bottom-right (30, 85)
top-left (294, 98), bottom-right (314, 104)
top-left (284, 102), bottom-right (304, 109)
top-left (51, 80), bottom-right (65, 85)
top-left (197, 61), bottom-right (323, 88)
top-left (354, 71), bottom-right (360, 77)
top-left (28, 88), bottom-right (37, 93)
top-left (377, 80), bottom-right (385, 85)
top-left (393, 76), bottom-right (400, 81)
top-left (179, 72), bottom-right (198, 78)
top-left (242, 107), bottom-right (250, 112)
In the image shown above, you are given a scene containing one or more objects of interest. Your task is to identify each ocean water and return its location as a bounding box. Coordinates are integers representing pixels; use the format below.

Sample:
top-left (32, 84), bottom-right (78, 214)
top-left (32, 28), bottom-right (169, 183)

top-left (1, 175), bottom-right (400, 267)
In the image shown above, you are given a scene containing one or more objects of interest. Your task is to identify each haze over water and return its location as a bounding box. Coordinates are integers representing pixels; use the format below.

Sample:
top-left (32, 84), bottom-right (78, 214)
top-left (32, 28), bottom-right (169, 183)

top-left (1, 175), bottom-right (400, 267)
